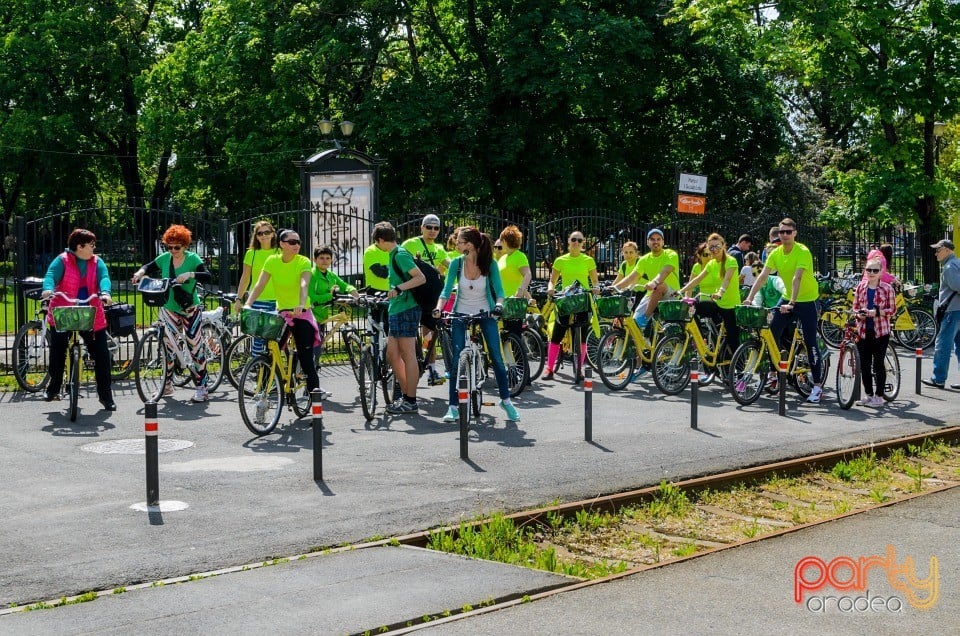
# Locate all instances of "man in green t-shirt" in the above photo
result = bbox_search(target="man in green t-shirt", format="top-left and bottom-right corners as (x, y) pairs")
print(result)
(400, 214), (449, 385)
(363, 242), (390, 292)
(611, 228), (680, 329)
(374, 221), (426, 414)
(745, 217), (825, 403)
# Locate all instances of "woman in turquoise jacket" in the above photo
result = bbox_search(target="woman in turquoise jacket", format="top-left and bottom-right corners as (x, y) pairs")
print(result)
(433, 227), (520, 423)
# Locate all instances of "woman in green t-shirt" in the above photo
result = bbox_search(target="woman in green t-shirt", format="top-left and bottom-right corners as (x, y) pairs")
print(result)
(245, 229), (321, 394)
(680, 233), (741, 360)
(544, 230), (599, 383)
(131, 224), (214, 403)
(235, 219), (281, 356)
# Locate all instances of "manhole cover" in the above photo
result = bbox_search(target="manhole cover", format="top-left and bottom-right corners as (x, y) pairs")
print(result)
(82, 438), (194, 454)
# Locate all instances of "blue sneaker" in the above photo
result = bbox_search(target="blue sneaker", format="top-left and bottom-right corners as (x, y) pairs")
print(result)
(630, 366), (648, 383)
(442, 406), (459, 422)
(634, 314), (649, 329)
(499, 400), (521, 422)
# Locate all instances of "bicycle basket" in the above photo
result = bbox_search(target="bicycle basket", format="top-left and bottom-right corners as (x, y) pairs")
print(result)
(105, 303), (136, 336)
(902, 285), (919, 299)
(138, 277), (170, 307)
(52, 306), (95, 331)
(657, 299), (692, 323)
(240, 308), (286, 341)
(735, 305), (769, 329)
(556, 292), (590, 317)
(501, 297), (529, 321)
(596, 295), (631, 318)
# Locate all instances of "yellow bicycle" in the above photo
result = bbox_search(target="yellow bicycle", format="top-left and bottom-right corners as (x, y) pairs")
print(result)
(237, 308), (311, 436)
(649, 298), (729, 395)
(595, 293), (672, 391)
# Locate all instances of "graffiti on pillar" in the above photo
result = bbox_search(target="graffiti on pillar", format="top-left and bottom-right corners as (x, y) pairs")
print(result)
(309, 173), (373, 276)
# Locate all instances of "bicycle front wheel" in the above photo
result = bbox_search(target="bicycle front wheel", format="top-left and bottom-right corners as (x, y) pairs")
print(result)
(239, 356), (283, 436)
(520, 328), (545, 382)
(12, 320), (52, 392)
(652, 333), (690, 395)
(729, 338), (768, 406)
(107, 330), (139, 380)
(882, 344), (901, 402)
(501, 332), (529, 398)
(289, 354), (311, 418)
(135, 330), (168, 403)
(68, 344), (80, 422)
(199, 324), (226, 392)
(359, 347), (378, 421)
(894, 309), (937, 350)
(596, 328), (635, 391)
(835, 343), (860, 410)
(225, 334), (253, 390)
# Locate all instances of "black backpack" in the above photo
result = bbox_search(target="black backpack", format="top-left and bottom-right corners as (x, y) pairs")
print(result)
(391, 242), (444, 311)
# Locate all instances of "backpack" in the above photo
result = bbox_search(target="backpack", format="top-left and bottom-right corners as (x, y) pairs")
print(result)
(391, 243), (444, 311)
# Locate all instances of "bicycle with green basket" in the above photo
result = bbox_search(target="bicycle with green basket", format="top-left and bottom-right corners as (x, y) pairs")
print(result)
(236, 308), (312, 435)
(45, 292), (105, 421)
(595, 291), (672, 391)
(649, 297), (729, 395)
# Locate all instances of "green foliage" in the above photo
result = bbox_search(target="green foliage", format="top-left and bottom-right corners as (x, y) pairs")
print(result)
(831, 461), (854, 482)
(648, 480), (691, 518)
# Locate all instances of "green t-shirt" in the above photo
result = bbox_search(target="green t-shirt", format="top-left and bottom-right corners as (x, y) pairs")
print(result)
(765, 243), (818, 303)
(689, 261), (720, 296)
(633, 249), (681, 289)
(387, 246), (420, 315)
(498, 249), (530, 297)
(705, 255), (741, 309)
(363, 243), (390, 291)
(401, 236), (447, 272)
(262, 254), (312, 309)
(309, 266), (356, 322)
(243, 247), (279, 301)
(617, 258), (642, 291)
(552, 253), (597, 289)
(152, 251), (203, 313)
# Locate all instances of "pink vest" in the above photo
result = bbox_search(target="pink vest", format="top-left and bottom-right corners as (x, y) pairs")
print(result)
(48, 252), (107, 331)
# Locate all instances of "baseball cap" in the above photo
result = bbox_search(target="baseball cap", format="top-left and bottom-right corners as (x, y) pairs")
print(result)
(646, 228), (664, 239)
(422, 214), (441, 227)
(931, 239), (954, 250)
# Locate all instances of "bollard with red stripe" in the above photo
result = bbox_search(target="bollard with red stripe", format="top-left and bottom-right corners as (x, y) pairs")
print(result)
(311, 389), (323, 481)
(915, 348), (923, 395)
(144, 400), (159, 507)
(458, 375), (469, 459)
(778, 351), (788, 416)
(690, 359), (699, 429)
(584, 367), (593, 442)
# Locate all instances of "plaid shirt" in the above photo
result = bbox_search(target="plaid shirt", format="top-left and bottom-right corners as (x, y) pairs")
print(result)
(852, 280), (896, 338)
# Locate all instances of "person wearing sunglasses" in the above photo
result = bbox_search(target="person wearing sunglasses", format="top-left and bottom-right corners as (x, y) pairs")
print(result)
(544, 230), (599, 383)
(41, 228), (116, 411)
(851, 257), (897, 407)
(680, 233), (741, 362)
(745, 217), (826, 403)
(244, 229), (321, 396)
(132, 224), (213, 403)
(235, 219), (280, 356)
(687, 242), (720, 298)
(400, 214), (450, 386)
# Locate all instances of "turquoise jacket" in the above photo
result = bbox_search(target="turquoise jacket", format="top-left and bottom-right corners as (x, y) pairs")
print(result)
(440, 255), (505, 312)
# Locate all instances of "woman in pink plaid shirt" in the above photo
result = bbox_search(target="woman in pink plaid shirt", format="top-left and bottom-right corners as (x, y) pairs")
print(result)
(851, 255), (897, 407)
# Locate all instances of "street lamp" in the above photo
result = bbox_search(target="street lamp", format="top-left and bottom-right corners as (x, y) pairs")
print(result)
(317, 119), (355, 150)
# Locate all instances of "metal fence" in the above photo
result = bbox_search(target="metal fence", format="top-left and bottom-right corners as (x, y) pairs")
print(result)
(0, 200), (934, 378)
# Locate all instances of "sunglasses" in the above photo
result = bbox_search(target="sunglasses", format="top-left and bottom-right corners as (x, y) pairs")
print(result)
(778, 229), (794, 235)
(424, 225), (440, 231)
(569, 237), (584, 243)
(256, 230), (274, 236)
(166, 245), (184, 251)
(865, 268), (881, 273)
(282, 239), (301, 245)
(493, 244), (503, 250)
(707, 245), (722, 252)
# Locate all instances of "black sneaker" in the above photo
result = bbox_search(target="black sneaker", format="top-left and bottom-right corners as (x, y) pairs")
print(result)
(386, 398), (418, 414)
(99, 400), (117, 412)
(427, 368), (444, 386)
(44, 392), (61, 402)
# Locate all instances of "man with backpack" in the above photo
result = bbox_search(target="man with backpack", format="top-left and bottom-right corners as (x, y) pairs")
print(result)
(373, 221), (426, 414)
(401, 214), (449, 385)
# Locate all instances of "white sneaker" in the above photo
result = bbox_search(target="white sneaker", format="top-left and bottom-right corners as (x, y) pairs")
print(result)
(442, 406), (459, 422)
(870, 395), (885, 407)
(857, 396), (874, 407)
(190, 385), (209, 403)
(807, 385), (823, 403)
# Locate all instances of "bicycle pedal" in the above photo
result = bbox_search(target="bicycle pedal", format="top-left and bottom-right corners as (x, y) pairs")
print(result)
(481, 401), (495, 407)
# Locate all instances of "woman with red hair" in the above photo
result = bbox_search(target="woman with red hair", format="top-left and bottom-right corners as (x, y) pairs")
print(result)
(131, 224), (213, 402)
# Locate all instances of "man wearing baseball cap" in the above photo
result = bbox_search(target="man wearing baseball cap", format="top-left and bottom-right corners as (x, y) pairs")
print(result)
(401, 214), (450, 385)
(611, 228), (680, 331)
(923, 239), (960, 389)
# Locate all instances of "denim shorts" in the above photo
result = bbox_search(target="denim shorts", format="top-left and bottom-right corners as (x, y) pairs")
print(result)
(389, 307), (421, 338)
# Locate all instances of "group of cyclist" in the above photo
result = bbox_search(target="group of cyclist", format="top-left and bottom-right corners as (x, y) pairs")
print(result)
(38, 214), (933, 418)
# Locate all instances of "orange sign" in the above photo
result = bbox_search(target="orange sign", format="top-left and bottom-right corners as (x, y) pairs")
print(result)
(677, 194), (706, 215)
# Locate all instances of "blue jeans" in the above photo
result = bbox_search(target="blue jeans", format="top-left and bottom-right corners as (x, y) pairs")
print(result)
(448, 317), (510, 406)
(769, 299), (823, 385)
(932, 310), (960, 384)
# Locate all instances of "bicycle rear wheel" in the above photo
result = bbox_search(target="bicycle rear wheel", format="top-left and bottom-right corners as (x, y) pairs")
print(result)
(199, 324), (225, 392)
(789, 337), (815, 398)
(225, 334), (253, 390)
(596, 328), (635, 391)
(238, 356), (283, 436)
(359, 347), (378, 421)
(882, 343), (900, 401)
(893, 309), (937, 350)
(520, 328), (545, 382)
(68, 344), (80, 422)
(289, 353), (311, 418)
(12, 320), (52, 392)
(135, 330), (168, 403)
(729, 338), (767, 406)
(107, 330), (139, 380)
(652, 333), (690, 395)
(501, 332), (529, 398)
(835, 343), (860, 410)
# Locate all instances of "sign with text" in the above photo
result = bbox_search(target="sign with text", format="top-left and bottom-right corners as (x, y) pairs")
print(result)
(678, 172), (708, 194)
(309, 172), (372, 275)
(677, 194), (706, 215)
